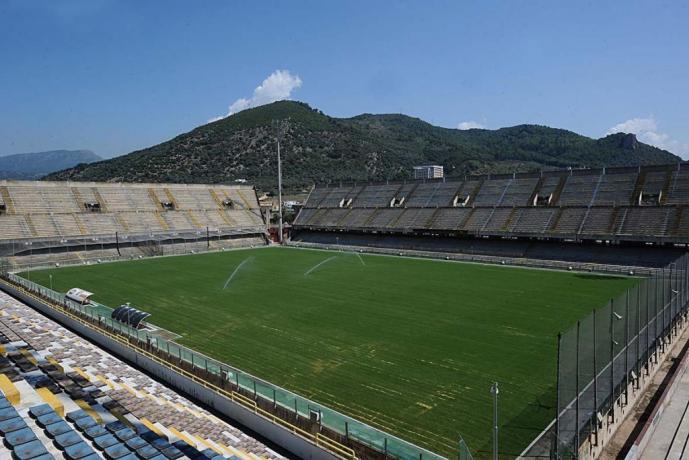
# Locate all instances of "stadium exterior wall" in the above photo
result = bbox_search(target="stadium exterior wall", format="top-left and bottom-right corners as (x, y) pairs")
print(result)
(0, 280), (343, 460)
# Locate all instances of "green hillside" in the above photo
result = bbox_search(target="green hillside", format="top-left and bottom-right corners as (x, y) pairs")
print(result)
(46, 101), (679, 191)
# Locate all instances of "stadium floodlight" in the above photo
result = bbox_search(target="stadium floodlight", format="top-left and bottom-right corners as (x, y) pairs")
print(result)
(273, 118), (289, 243)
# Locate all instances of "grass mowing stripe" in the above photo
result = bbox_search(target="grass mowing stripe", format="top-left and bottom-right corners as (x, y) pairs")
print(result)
(20, 247), (636, 457)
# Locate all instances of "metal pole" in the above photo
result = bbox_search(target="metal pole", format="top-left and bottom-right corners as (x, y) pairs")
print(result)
(555, 333), (561, 459)
(575, 322), (580, 455)
(491, 382), (499, 460)
(625, 290), (629, 404)
(276, 121), (284, 244)
(593, 309), (598, 432)
(609, 300), (615, 423)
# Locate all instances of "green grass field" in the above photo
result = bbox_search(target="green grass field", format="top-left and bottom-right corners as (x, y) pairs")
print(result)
(20, 247), (636, 458)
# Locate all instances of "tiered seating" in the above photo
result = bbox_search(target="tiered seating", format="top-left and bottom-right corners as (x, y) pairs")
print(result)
(424, 182), (462, 207)
(463, 208), (493, 232)
(500, 178), (539, 206)
(353, 184), (401, 208)
(509, 208), (556, 234)
(550, 208), (585, 234)
(579, 207), (616, 235)
(481, 208), (514, 232)
(394, 208), (436, 229)
(557, 173), (602, 206)
(616, 207), (674, 236)
(403, 183), (441, 207)
(667, 169), (689, 204)
(472, 179), (511, 206)
(0, 181), (265, 243)
(0, 291), (284, 460)
(592, 172), (637, 205)
(368, 209), (404, 227)
(428, 208), (470, 230)
(338, 209), (376, 228)
(317, 186), (355, 208)
(295, 163), (689, 242)
(0, 216), (33, 239)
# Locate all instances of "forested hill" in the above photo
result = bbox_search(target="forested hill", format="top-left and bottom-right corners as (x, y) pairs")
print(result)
(46, 101), (680, 191)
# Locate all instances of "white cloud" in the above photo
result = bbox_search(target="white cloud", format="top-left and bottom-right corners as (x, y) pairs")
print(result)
(209, 70), (302, 122)
(607, 116), (689, 159)
(457, 121), (486, 130)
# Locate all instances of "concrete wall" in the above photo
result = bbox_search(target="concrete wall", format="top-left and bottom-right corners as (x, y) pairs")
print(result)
(0, 282), (341, 460)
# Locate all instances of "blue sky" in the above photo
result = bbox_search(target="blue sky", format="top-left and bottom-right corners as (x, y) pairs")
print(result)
(1, 0), (687, 159)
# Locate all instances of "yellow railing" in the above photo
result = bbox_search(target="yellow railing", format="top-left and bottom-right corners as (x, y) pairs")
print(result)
(3, 280), (357, 460)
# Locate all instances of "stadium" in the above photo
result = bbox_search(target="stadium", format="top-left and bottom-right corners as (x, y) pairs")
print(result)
(0, 161), (687, 460)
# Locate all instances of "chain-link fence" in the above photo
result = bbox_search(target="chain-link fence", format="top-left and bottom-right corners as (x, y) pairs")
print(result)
(554, 252), (689, 458)
(2, 272), (450, 460)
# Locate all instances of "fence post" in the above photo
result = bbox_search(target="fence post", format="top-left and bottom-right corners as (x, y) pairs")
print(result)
(555, 332), (561, 459)
(592, 308), (598, 443)
(637, 287), (641, 386)
(609, 300), (615, 423)
(625, 290), (629, 404)
(574, 321), (581, 458)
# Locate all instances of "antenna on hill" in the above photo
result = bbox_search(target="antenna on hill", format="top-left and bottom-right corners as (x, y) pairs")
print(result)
(273, 118), (290, 243)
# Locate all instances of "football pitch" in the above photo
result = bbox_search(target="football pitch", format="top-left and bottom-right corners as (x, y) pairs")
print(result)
(20, 247), (636, 458)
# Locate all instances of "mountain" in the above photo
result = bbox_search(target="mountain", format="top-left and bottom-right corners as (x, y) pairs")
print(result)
(45, 101), (680, 191)
(1, 150), (101, 180)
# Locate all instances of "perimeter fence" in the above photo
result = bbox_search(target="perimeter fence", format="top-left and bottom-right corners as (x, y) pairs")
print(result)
(2, 271), (454, 460)
(554, 252), (689, 458)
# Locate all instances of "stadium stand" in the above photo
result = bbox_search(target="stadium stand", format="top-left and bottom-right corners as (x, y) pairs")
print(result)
(0, 181), (267, 269)
(294, 163), (689, 244)
(0, 290), (283, 460)
(293, 163), (689, 268)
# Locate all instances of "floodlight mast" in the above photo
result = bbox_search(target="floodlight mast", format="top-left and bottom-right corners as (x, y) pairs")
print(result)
(274, 119), (289, 243)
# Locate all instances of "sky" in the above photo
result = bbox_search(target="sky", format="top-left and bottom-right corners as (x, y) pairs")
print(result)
(1, 0), (687, 159)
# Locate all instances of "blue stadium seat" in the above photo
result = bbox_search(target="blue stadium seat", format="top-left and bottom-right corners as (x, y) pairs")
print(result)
(74, 416), (98, 431)
(12, 439), (50, 460)
(28, 404), (54, 419)
(114, 427), (137, 442)
(0, 406), (19, 421)
(4, 426), (38, 447)
(65, 410), (89, 423)
(31, 454), (56, 460)
(63, 441), (97, 459)
(54, 430), (83, 449)
(103, 443), (131, 459)
(137, 444), (161, 459)
(0, 416), (27, 434)
(125, 435), (148, 450)
(159, 445), (185, 459)
(45, 421), (73, 438)
(0, 397), (11, 409)
(92, 433), (120, 450)
(105, 420), (128, 433)
(83, 424), (109, 440)
(36, 412), (62, 428)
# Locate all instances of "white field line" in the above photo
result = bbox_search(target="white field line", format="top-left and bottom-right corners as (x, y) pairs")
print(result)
(304, 256), (338, 276)
(355, 252), (366, 266)
(222, 257), (252, 289)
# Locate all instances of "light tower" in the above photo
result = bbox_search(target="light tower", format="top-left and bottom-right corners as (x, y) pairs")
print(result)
(273, 119), (289, 243)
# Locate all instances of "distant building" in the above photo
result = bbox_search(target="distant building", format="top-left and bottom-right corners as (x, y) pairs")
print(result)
(413, 165), (444, 180)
